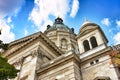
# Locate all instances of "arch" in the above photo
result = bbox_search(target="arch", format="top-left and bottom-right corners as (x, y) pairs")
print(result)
(61, 38), (67, 49)
(83, 40), (90, 52)
(94, 76), (111, 80)
(90, 36), (98, 48)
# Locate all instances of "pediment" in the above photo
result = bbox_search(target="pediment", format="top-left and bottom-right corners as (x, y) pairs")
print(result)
(4, 32), (63, 60)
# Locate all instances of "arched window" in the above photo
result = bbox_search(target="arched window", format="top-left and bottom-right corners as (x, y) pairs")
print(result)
(90, 36), (98, 48)
(83, 40), (90, 52)
(61, 38), (67, 49)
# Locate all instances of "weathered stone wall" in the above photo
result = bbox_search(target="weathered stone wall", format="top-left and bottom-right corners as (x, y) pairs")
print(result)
(38, 62), (80, 80)
(18, 56), (37, 80)
(81, 55), (118, 80)
(45, 29), (78, 54)
(5, 38), (59, 80)
(38, 53), (81, 80)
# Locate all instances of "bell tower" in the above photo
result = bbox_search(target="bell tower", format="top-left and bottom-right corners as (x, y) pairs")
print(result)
(76, 20), (108, 59)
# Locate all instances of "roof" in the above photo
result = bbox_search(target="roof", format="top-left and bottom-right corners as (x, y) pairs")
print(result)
(4, 31), (64, 57)
(77, 19), (108, 43)
(45, 17), (74, 33)
(79, 20), (98, 34)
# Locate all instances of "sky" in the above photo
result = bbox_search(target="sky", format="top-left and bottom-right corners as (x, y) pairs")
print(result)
(0, 0), (120, 46)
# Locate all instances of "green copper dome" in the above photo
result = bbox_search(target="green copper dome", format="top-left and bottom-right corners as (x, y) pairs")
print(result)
(46, 17), (74, 33)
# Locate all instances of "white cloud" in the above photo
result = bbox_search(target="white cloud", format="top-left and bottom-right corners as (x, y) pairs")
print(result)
(0, 19), (15, 43)
(101, 18), (111, 26)
(113, 32), (120, 44)
(7, 17), (12, 23)
(29, 0), (79, 32)
(24, 29), (28, 36)
(0, 0), (24, 43)
(70, 0), (79, 18)
(116, 20), (120, 27)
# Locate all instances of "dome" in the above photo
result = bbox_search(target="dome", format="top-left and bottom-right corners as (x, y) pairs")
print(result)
(81, 20), (92, 26)
(45, 17), (74, 33)
(79, 19), (99, 34)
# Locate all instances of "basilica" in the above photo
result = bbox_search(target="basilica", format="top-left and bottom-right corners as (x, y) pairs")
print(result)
(3, 17), (120, 80)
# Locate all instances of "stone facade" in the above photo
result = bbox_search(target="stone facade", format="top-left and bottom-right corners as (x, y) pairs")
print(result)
(2, 18), (120, 80)
(81, 47), (118, 80)
(37, 53), (81, 80)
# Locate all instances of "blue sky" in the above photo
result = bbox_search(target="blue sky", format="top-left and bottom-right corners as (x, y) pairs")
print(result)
(0, 0), (120, 46)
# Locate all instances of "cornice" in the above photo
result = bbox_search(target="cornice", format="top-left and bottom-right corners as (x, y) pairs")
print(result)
(37, 52), (80, 75)
(9, 31), (41, 47)
(4, 34), (39, 57)
(80, 46), (112, 63)
(40, 32), (64, 55)
(4, 32), (63, 57)
(76, 27), (97, 39)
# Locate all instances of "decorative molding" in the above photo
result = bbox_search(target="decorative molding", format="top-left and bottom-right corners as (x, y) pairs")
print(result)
(4, 32), (63, 57)
(13, 57), (25, 68)
(37, 52), (80, 75)
(31, 50), (39, 58)
(9, 32), (41, 47)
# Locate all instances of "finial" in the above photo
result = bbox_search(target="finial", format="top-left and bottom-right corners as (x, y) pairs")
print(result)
(57, 12), (61, 18)
(58, 15), (60, 18)
(55, 16), (63, 24)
